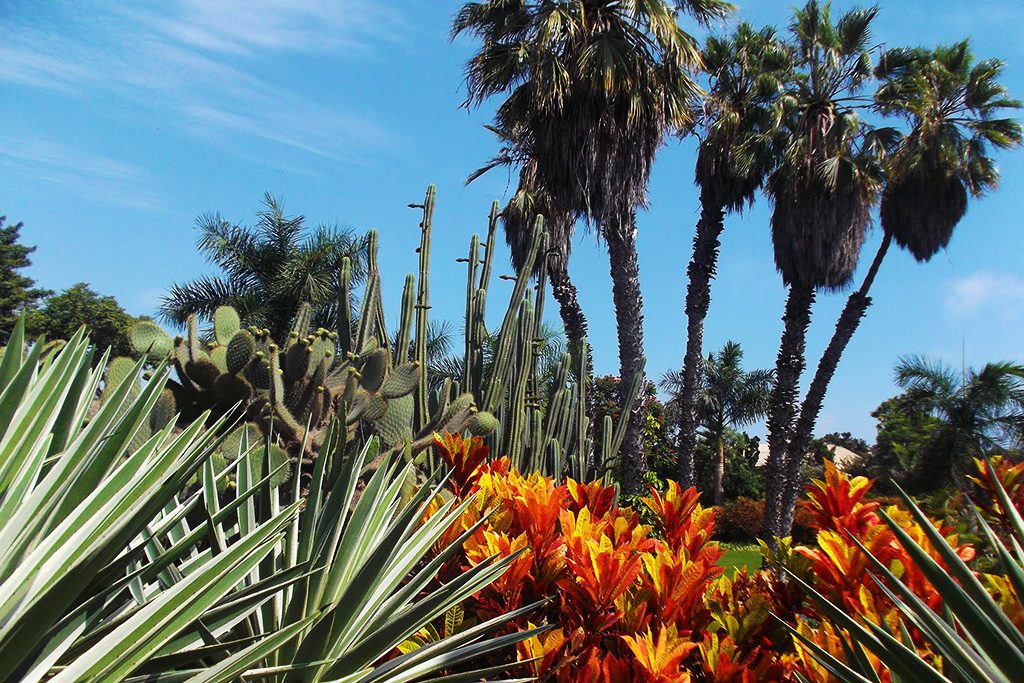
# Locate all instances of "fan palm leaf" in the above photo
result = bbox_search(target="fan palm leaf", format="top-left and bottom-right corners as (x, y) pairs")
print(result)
(877, 40), (1022, 261)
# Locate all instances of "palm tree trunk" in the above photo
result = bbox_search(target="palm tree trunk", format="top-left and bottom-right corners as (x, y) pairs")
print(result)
(762, 283), (816, 543)
(714, 435), (726, 506)
(777, 233), (893, 535)
(605, 212), (648, 495)
(677, 193), (726, 489)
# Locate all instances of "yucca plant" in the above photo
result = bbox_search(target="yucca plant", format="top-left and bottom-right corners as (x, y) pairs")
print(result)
(0, 316), (542, 682)
(783, 458), (1024, 683)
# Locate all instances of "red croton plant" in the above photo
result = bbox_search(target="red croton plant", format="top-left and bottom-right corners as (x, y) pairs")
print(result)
(411, 432), (1023, 682)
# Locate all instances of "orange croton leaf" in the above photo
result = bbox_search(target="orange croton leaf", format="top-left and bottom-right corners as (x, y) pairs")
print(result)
(433, 431), (490, 497)
(464, 529), (533, 618)
(791, 618), (893, 683)
(801, 460), (880, 536)
(699, 632), (790, 683)
(558, 508), (650, 633)
(641, 548), (721, 630)
(570, 648), (635, 683)
(566, 478), (617, 518)
(969, 456), (1024, 542)
(623, 626), (696, 682)
(517, 623), (568, 676)
(642, 481), (716, 557)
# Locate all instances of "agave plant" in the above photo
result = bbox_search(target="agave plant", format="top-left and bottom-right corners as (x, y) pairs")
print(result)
(0, 317), (542, 682)
(783, 458), (1024, 683)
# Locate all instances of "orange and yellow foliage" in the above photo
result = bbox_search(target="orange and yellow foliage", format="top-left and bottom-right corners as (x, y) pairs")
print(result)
(419, 434), (1019, 681)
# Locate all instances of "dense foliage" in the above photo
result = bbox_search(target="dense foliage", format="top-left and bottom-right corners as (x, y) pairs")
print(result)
(0, 319), (536, 681)
(415, 432), (1024, 681)
(26, 282), (138, 357)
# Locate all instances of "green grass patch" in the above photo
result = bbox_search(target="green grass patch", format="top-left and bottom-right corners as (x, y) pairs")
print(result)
(718, 543), (761, 578)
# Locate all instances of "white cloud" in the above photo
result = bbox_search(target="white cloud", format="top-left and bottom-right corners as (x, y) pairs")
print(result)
(133, 0), (406, 56)
(946, 271), (1024, 319)
(0, 1), (402, 164)
(0, 137), (161, 209)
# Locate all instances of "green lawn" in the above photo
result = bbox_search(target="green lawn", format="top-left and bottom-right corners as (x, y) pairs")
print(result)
(717, 543), (761, 578)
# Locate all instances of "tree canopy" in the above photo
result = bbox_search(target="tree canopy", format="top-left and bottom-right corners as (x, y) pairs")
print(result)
(26, 283), (138, 357)
(0, 217), (51, 344)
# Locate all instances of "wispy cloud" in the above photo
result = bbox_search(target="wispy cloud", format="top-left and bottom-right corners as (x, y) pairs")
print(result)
(130, 0), (406, 56)
(0, 137), (161, 209)
(0, 1), (403, 165)
(946, 271), (1024, 320)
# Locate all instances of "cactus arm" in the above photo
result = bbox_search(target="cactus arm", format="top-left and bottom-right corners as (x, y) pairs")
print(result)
(412, 185), (434, 432)
(478, 200), (499, 293)
(504, 295), (533, 467)
(362, 230), (389, 358)
(463, 234), (480, 391)
(336, 257), (353, 357)
(395, 274), (414, 366)
(483, 219), (542, 412)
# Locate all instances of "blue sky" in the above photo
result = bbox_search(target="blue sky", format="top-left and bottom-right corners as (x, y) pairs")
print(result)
(3, 0), (1023, 441)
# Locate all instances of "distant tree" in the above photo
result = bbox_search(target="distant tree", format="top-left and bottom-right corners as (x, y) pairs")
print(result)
(27, 283), (137, 357)
(818, 431), (870, 454)
(161, 195), (368, 341)
(592, 375), (673, 487)
(860, 394), (943, 492)
(692, 428), (764, 502)
(895, 355), (1024, 489)
(663, 341), (773, 505)
(0, 217), (51, 344)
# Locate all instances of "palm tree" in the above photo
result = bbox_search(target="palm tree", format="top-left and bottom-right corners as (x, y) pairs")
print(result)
(454, 0), (734, 494)
(161, 194), (368, 341)
(663, 341), (772, 505)
(761, 1), (883, 541)
(675, 23), (791, 488)
(780, 40), (1021, 527)
(894, 355), (1024, 487)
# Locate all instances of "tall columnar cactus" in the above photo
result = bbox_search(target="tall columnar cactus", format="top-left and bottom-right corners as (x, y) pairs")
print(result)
(448, 202), (638, 484)
(412, 185), (434, 432)
(124, 185), (639, 486)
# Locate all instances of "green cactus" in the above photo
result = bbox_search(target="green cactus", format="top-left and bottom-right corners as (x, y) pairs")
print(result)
(359, 348), (387, 392)
(380, 361), (419, 398)
(209, 345), (228, 373)
(226, 329), (256, 373)
(150, 388), (177, 432)
(119, 185), (639, 485)
(373, 393), (414, 448)
(129, 320), (173, 360)
(216, 422), (292, 488)
(105, 356), (138, 396)
(213, 305), (241, 346)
